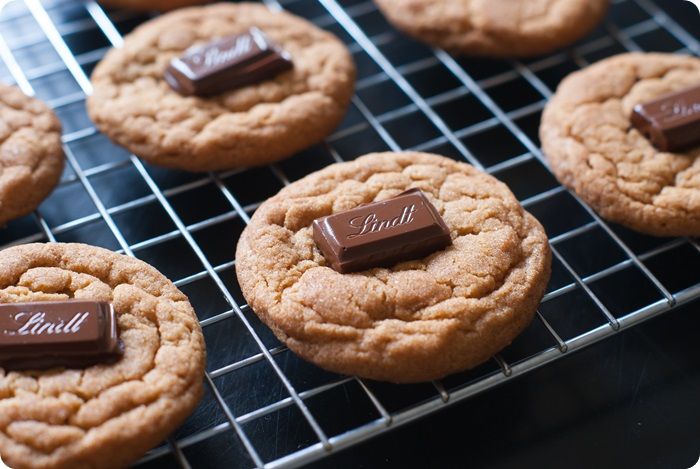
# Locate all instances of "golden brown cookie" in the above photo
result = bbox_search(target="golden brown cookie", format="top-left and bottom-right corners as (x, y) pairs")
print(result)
(99, 0), (209, 11)
(88, 3), (356, 172)
(375, 0), (609, 58)
(0, 85), (63, 226)
(235, 152), (551, 383)
(541, 53), (700, 237)
(0, 243), (206, 469)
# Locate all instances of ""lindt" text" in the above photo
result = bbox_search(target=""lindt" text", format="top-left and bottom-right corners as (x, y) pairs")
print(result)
(3, 312), (90, 336)
(193, 36), (254, 68)
(347, 205), (417, 239)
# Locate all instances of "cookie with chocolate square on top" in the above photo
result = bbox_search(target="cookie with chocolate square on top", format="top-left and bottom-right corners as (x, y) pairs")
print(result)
(0, 243), (205, 469)
(541, 52), (700, 236)
(88, 2), (356, 172)
(235, 152), (551, 383)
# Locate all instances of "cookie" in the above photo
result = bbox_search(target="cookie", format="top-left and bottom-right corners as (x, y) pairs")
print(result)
(0, 243), (206, 469)
(374, 0), (609, 58)
(541, 53), (700, 237)
(88, 3), (356, 172)
(235, 152), (551, 383)
(99, 0), (209, 11)
(0, 85), (63, 226)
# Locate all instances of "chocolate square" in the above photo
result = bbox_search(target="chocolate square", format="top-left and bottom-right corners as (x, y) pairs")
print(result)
(165, 27), (293, 96)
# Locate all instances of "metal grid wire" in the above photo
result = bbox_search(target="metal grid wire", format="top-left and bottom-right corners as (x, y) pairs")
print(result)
(0, 0), (698, 467)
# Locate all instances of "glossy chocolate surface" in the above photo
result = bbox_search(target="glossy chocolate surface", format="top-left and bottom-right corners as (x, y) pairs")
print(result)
(313, 188), (452, 273)
(631, 83), (700, 151)
(164, 27), (293, 96)
(0, 300), (122, 370)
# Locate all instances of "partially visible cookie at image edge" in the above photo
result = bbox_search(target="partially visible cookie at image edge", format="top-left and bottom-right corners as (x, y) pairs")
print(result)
(374, 0), (609, 58)
(88, 2), (356, 172)
(541, 52), (700, 237)
(0, 243), (206, 469)
(0, 84), (63, 226)
(236, 152), (552, 383)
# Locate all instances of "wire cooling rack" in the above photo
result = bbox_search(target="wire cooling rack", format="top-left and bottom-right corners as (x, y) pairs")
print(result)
(0, 0), (698, 467)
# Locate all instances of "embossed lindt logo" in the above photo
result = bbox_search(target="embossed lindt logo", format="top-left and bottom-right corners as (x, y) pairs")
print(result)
(2, 312), (90, 336)
(347, 204), (418, 239)
(660, 99), (700, 121)
(192, 35), (254, 68)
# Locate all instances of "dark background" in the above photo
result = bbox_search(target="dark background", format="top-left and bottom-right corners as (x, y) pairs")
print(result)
(313, 298), (700, 469)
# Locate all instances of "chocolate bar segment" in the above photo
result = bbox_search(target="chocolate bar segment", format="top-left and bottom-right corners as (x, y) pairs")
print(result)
(165, 27), (293, 97)
(631, 83), (700, 152)
(0, 300), (122, 371)
(313, 188), (452, 273)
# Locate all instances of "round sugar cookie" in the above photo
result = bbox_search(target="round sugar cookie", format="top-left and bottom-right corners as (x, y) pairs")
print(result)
(541, 52), (700, 236)
(0, 243), (206, 469)
(0, 84), (63, 226)
(88, 3), (356, 171)
(375, 0), (609, 57)
(236, 152), (552, 383)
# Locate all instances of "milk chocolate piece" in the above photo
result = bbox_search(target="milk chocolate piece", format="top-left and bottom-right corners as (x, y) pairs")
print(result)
(631, 83), (700, 151)
(165, 27), (293, 97)
(313, 188), (452, 273)
(0, 300), (122, 370)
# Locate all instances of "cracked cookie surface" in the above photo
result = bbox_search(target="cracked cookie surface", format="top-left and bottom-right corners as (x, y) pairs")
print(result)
(88, 2), (356, 172)
(375, 0), (609, 57)
(541, 53), (700, 237)
(235, 152), (551, 383)
(0, 85), (63, 226)
(0, 243), (205, 469)
(99, 0), (209, 11)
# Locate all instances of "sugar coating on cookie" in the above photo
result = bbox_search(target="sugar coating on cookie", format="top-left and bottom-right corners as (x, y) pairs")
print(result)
(0, 243), (205, 469)
(88, 3), (356, 172)
(375, 0), (609, 58)
(236, 152), (551, 383)
(0, 84), (63, 226)
(99, 0), (210, 11)
(541, 52), (700, 237)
